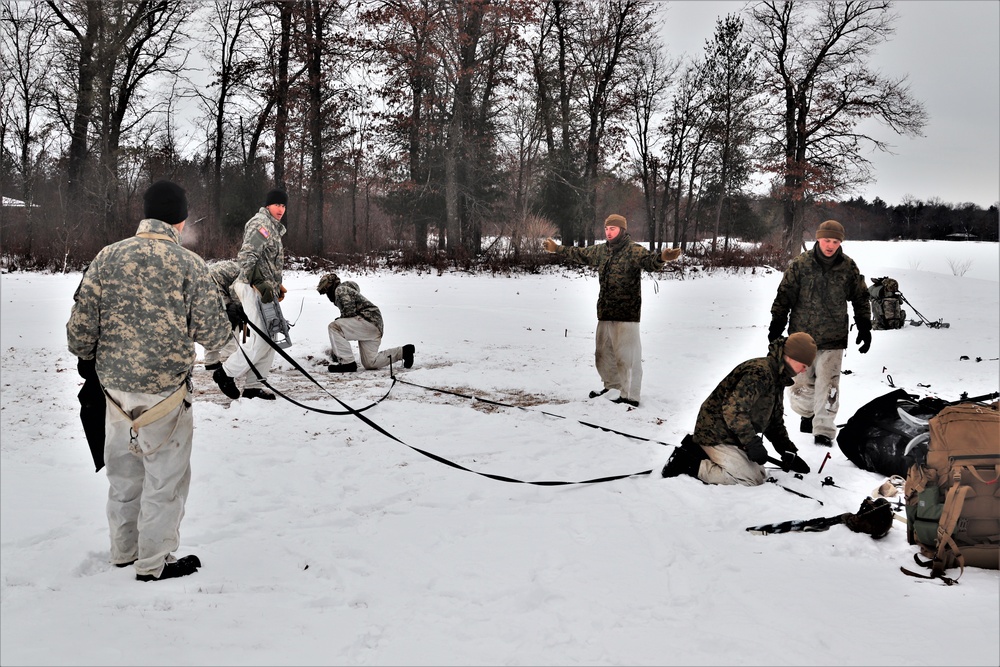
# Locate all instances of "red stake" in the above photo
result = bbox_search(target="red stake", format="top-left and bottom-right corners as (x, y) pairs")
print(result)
(817, 452), (832, 474)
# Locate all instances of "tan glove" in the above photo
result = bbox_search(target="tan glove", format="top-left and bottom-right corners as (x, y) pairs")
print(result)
(542, 238), (558, 253)
(661, 247), (682, 262)
(278, 284), (287, 302)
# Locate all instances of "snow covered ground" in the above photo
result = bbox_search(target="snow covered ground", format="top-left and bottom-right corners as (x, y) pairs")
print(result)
(1, 239), (997, 666)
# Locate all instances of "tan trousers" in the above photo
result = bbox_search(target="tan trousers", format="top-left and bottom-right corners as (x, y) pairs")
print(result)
(789, 348), (844, 439)
(696, 443), (768, 486)
(594, 321), (642, 402)
(104, 387), (193, 578)
(328, 316), (402, 369)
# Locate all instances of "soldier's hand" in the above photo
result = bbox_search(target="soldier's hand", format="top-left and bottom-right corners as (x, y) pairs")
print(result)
(258, 284), (274, 304)
(77, 357), (98, 381)
(768, 321), (785, 343)
(745, 435), (769, 465)
(278, 284), (287, 302)
(661, 247), (682, 262)
(856, 326), (872, 354)
(542, 238), (558, 253)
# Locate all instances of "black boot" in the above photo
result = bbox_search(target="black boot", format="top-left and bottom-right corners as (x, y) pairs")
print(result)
(328, 361), (358, 373)
(242, 387), (276, 400)
(136, 555), (201, 582)
(661, 437), (707, 479)
(213, 366), (240, 399)
(800, 416), (813, 434)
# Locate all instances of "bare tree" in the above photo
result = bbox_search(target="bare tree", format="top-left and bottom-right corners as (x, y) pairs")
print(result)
(750, 0), (928, 256)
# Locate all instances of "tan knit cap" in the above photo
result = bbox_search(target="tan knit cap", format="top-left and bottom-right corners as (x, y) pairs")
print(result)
(784, 332), (817, 366)
(816, 220), (845, 241)
(604, 214), (627, 231)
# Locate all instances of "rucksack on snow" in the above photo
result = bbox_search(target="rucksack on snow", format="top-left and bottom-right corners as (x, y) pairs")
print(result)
(869, 277), (906, 330)
(902, 401), (1000, 583)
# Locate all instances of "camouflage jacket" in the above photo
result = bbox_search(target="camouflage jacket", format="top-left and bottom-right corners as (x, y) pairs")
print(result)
(209, 259), (240, 307)
(554, 232), (664, 322)
(334, 281), (384, 335)
(236, 207), (286, 295)
(692, 337), (797, 452)
(770, 245), (871, 350)
(67, 219), (232, 394)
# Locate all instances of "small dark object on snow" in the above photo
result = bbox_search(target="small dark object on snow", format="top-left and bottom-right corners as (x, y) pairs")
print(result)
(843, 497), (894, 539)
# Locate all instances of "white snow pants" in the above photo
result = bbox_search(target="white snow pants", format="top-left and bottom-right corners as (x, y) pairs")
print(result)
(223, 281), (276, 389)
(594, 321), (642, 403)
(328, 316), (402, 369)
(789, 348), (844, 439)
(696, 443), (768, 487)
(104, 387), (193, 578)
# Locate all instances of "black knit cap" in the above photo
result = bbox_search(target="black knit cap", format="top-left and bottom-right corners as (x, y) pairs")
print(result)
(143, 180), (188, 225)
(265, 188), (288, 207)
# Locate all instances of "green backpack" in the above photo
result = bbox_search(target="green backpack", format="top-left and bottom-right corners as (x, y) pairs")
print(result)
(869, 277), (906, 330)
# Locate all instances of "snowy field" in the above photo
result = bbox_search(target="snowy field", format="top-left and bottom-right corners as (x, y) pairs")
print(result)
(1, 239), (998, 666)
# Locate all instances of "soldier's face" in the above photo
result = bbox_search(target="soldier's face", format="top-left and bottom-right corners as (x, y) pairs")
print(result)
(817, 237), (841, 257)
(785, 356), (809, 374)
(267, 203), (286, 221)
(605, 225), (621, 241)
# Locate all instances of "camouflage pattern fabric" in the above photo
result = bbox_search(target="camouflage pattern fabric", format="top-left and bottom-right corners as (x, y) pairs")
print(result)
(333, 281), (384, 336)
(236, 207), (286, 297)
(693, 337), (797, 453)
(208, 259), (241, 307)
(770, 245), (871, 350)
(67, 219), (232, 394)
(554, 232), (664, 322)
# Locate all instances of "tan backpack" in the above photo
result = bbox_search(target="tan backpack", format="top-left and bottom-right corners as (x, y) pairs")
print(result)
(903, 401), (1000, 584)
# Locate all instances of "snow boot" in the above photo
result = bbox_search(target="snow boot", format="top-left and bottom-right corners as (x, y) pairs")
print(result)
(661, 436), (707, 479)
(589, 388), (610, 399)
(613, 396), (639, 408)
(136, 555), (201, 582)
(800, 416), (813, 433)
(814, 434), (833, 447)
(213, 366), (240, 400)
(242, 388), (275, 400)
(328, 361), (358, 373)
(403, 344), (415, 369)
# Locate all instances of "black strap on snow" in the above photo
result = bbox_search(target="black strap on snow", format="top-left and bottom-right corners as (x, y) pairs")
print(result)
(235, 318), (651, 486)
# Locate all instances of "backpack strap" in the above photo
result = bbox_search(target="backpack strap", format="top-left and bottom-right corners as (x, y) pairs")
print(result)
(103, 383), (189, 456)
(931, 483), (970, 581)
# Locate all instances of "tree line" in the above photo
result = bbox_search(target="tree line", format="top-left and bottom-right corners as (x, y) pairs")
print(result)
(1, 0), (995, 272)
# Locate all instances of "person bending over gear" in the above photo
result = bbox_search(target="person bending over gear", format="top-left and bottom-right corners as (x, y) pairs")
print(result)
(213, 188), (289, 401)
(769, 220), (872, 447)
(542, 213), (682, 408)
(204, 259), (244, 371)
(661, 333), (816, 486)
(67, 180), (231, 582)
(317, 273), (414, 372)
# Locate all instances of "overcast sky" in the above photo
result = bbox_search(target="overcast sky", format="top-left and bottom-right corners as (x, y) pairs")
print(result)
(658, 0), (1000, 209)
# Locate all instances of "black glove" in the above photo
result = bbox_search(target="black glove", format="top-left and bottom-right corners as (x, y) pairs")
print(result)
(744, 435), (769, 465)
(768, 320), (785, 342)
(225, 303), (246, 329)
(856, 325), (872, 354)
(781, 450), (811, 474)
(77, 357), (98, 381)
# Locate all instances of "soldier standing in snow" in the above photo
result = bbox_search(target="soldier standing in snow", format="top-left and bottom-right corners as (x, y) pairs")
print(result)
(317, 273), (415, 372)
(661, 333), (816, 485)
(768, 220), (872, 447)
(203, 259), (244, 372)
(542, 213), (682, 408)
(213, 188), (289, 401)
(67, 180), (231, 581)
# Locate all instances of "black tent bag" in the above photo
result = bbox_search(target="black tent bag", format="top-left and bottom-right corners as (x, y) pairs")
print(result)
(78, 376), (106, 472)
(836, 389), (946, 477)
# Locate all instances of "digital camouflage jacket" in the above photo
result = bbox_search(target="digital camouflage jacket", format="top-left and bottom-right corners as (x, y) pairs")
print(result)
(236, 207), (286, 296)
(770, 245), (871, 350)
(334, 281), (384, 335)
(208, 259), (240, 307)
(554, 232), (664, 322)
(67, 219), (231, 394)
(692, 337), (797, 453)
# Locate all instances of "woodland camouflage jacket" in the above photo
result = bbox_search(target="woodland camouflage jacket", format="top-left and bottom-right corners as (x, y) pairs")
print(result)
(770, 245), (871, 350)
(554, 232), (664, 322)
(67, 219), (231, 394)
(692, 337), (797, 453)
(334, 281), (384, 335)
(236, 207), (286, 295)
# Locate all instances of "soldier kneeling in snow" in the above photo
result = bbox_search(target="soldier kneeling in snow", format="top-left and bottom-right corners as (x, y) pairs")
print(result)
(317, 273), (414, 373)
(662, 332), (815, 486)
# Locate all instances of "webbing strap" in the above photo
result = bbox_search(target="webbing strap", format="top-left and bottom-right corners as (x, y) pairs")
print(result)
(135, 232), (176, 242)
(932, 483), (970, 581)
(104, 383), (189, 456)
(237, 317), (652, 486)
